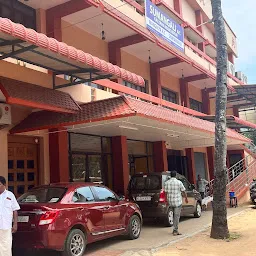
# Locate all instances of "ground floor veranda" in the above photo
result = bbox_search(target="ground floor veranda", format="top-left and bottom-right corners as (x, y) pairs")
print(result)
(0, 95), (249, 198)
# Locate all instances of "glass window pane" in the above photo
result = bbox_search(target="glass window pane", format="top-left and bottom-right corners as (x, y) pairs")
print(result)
(27, 160), (34, 169)
(102, 137), (111, 153)
(127, 140), (147, 155)
(93, 186), (116, 201)
(88, 155), (102, 183)
(17, 185), (25, 195)
(8, 160), (14, 169)
(17, 160), (24, 169)
(73, 187), (95, 203)
(28, 172), (35, 182)
(18, 187), (67, 203)
(8, 173), (14, 182)
(8, 186), (14, 193)
(17, 173), (25, 182)
(70, 134), (101, 153)
(71, 155), (86, 182)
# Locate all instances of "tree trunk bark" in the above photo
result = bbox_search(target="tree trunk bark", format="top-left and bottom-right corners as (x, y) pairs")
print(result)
(210, 0), (229, 239)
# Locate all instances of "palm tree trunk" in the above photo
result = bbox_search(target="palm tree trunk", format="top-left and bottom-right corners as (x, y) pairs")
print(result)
(210, 0), (229, 239)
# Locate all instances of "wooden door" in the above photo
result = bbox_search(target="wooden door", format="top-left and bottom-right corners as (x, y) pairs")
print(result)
(8, 142), (38, 197)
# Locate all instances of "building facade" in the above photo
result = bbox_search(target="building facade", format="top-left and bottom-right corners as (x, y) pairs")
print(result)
(0, 0), (254, 197)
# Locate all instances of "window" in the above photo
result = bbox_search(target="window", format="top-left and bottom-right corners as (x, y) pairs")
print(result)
(93, 186), (117, 201)
(162, 88), (177, 104)
(129, 175), (162, 191)
(189, 98), (203, 112)
(0, 0), (36, 30)
(18, 187), (67, 203)
(122, 80), (146, 93)
(73, 187), (95, 203)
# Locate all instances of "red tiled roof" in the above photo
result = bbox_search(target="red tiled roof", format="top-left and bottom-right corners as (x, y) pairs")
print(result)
(0, 77), (80, 113)
(10, 95), (250, 143)
(231, 116), (256, 130)
(0, 18), (144, 87)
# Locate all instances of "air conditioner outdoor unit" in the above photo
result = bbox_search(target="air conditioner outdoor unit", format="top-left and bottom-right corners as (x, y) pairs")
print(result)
(0, 104), (11, 125)
(242, 73), (248, 84)
(235, 71), (242, 80)
(227, 61), (235, 76)
(235, 71), (248, 84)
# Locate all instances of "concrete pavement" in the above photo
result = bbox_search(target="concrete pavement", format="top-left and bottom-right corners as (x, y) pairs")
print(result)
(15, 206), (247, 256)
(86, 206), (246, 255)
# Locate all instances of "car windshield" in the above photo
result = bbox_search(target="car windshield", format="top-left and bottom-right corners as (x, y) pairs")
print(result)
(129, 175), (162, 191)
(18, 187), (67, 203)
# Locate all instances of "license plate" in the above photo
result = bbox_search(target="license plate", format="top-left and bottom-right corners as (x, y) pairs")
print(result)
(18, 216), (29, 223)
(136, 196), (151, 201)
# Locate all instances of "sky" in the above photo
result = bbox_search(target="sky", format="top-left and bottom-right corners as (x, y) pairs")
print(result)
(222, 0), (256, 84)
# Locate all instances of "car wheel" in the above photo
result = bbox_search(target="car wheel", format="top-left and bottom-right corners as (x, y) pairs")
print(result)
(164, 208), (173, 227)
(62, 229), (86, 256)
(194, 202), (202, 218)
(127, 215), (142, 240)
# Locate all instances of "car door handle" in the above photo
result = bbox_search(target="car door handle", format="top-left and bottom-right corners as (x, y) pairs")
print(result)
(104, 206), (110, 210)
(78, 207), (83, 211)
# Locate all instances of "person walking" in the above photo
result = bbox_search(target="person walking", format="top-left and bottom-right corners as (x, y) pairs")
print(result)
(164, 171), (188, 236)
(197, 175), (209, 199)
(0, 176), (20, 256)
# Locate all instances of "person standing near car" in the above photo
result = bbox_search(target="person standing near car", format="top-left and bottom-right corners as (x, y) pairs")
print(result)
(164, 171), (188, 236)
(197, 175), (209, 199)
(0, 176), (20, 256)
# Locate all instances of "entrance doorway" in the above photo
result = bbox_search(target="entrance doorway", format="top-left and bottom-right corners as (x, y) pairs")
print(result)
(194, 152), (207, 180)
(71, 153), (111, 185)
(69, 133), (113, 188)
(167, 150), (188, 178)
(8, 136), (39, 197)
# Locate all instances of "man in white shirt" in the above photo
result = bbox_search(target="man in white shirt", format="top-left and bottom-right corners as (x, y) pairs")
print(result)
(164, 171), (188, 236)
(0, 176), (20, 256)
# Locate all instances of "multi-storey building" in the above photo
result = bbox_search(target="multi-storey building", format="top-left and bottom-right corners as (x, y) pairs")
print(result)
(0, 0), (255, 198)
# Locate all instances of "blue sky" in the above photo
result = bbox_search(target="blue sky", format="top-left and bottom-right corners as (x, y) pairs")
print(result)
(222, 0), (256, 83)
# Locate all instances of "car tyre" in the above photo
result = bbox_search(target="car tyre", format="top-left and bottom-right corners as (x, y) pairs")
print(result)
(164, 208), (174, 227)
(62, 229), (86, 256)
(194, 202), (202, 218)
(127, 215), (142, 240)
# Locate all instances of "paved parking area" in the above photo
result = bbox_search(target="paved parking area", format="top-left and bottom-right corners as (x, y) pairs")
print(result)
(14, 206), (246, 256)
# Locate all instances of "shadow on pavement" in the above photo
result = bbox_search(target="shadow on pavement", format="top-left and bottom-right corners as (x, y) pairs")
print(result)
(12, 217), (193, 256)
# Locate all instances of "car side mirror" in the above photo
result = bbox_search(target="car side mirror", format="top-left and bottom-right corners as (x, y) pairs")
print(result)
(118, 195), (125, 201)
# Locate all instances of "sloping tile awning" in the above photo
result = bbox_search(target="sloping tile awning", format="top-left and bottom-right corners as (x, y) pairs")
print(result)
(197, 115), (256, 130)
(0, 77), (80, 113)
(0, 18), (144, 87)
(10, 96), (249, 147)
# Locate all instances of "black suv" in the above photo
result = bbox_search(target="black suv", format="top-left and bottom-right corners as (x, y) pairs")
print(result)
(128, 172), (202, 226)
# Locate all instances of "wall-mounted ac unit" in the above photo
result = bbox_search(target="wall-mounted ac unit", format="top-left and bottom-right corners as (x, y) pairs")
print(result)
(0, 104), (11, 125)
(227, 61), (235, 76)
(235, 71), (248, 84)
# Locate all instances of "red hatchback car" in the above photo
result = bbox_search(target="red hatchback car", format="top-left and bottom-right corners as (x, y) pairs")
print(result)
(13, 183), (142, 256)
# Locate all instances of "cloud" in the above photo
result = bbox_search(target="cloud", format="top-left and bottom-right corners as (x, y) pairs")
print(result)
(222, 0), (256, 83)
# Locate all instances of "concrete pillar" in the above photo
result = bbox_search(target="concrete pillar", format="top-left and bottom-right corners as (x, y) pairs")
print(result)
(153, 141), (168, 172)
(150, 65), (161, 98)
(111, 136), (129, 195)
(180, 79), (190, 108)
(186, 148), (196, 184)
(207, 147), (215, 180)
(174, 0), (183, 16)
(49, 128), (69, 183)
(0, 130), (8, 182)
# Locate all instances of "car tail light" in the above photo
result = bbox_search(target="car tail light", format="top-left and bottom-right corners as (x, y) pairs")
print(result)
(39, 210), (60, 226)
(159, 189), (167, 203)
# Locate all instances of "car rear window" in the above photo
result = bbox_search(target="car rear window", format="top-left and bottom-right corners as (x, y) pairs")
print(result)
(129, 175), (162, 191)
(18, 187), (67, 203)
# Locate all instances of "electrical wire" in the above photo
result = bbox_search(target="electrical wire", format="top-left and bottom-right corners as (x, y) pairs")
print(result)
(46, 1), (132, 37)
